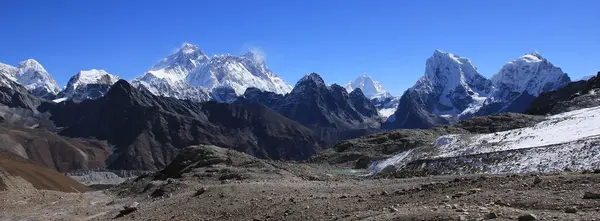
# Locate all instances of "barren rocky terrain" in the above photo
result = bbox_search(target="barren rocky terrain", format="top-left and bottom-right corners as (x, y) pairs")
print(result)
(2, 145), (600, 221)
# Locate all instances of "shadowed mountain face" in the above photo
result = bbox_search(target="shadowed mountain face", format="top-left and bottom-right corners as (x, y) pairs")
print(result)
(526, 72), (600, 115)
(238, 73), (381, 130)
(0, 73), (44, 111)
(40, 80), (320, 171)
(0, 123), (111, 173)
(1, 75), (112, 176)
(236, 73), (383, 147)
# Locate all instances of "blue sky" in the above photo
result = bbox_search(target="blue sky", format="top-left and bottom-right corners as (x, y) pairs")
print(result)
(1, 0), (598, 95)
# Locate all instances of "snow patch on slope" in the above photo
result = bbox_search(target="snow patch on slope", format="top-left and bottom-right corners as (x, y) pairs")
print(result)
(436, 106), (600, 158)
(378, 108), (396, 119)
(371, 106), (600, 174)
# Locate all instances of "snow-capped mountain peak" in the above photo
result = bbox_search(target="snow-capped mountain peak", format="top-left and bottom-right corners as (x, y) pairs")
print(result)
(424, 50), (481, 85)
(0, 62), (18, 81)
(132, 42), (292, 102)
(66, 69), (120, 91)
(180, 42), (201, 54)
(145, 43), (209, 81)
(410, 50), (492, 116)
(15, 59), (60, 98)
(19, 59), (47, 73)
(491, 51), (570, 98)
(344, 74), (392, 101)
(55, 69), (121, 102)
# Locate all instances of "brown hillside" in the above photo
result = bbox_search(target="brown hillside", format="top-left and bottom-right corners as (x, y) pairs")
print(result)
(0, 123), (111, 173)
(0, 151), (88, 192)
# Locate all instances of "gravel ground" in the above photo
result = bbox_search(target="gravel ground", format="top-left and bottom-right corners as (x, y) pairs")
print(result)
(2, 169), (600, 221)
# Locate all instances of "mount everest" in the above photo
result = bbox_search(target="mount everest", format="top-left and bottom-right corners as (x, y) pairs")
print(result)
(0, 45), (574, 132)
(131, 43), (292, 102)
(0, 43), (293, 104)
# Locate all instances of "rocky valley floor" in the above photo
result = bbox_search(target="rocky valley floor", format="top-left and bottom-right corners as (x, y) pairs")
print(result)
(2, 169), (600, 221)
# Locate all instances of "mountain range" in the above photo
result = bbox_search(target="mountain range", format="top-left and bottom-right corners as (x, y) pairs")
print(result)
(0, 45), (573, 133)
(383, 50), (570, 129)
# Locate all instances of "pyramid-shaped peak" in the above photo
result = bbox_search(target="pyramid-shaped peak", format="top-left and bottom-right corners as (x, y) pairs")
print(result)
(18, 59), (46, 72)
(179, 42), (202, 54)
(298, 73), (325, 86)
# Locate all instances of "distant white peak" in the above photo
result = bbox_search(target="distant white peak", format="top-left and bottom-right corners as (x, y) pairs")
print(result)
(69, 69), (120, 89)
(145, 43), (208, 82)
(180, 43), (201, 54)
(345, 74), (391, 100)
(18, 59), (47, 72)
(15, 58), (60, 95)
(0, 62), (18, 80)
(490, 51), (569, 97)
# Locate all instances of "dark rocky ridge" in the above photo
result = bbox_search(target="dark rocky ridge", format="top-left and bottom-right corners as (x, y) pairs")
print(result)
(526, 72), (600, 115)
(382, 89), (449, 129)
(40, 80), (321, 171)
(237, 73), (381, 130)
(0, 74), (45, 111)
(237, 73), (382, 147)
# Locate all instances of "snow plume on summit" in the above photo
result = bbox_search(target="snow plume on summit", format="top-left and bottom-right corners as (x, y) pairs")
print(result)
(132, 43), (292, 102)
